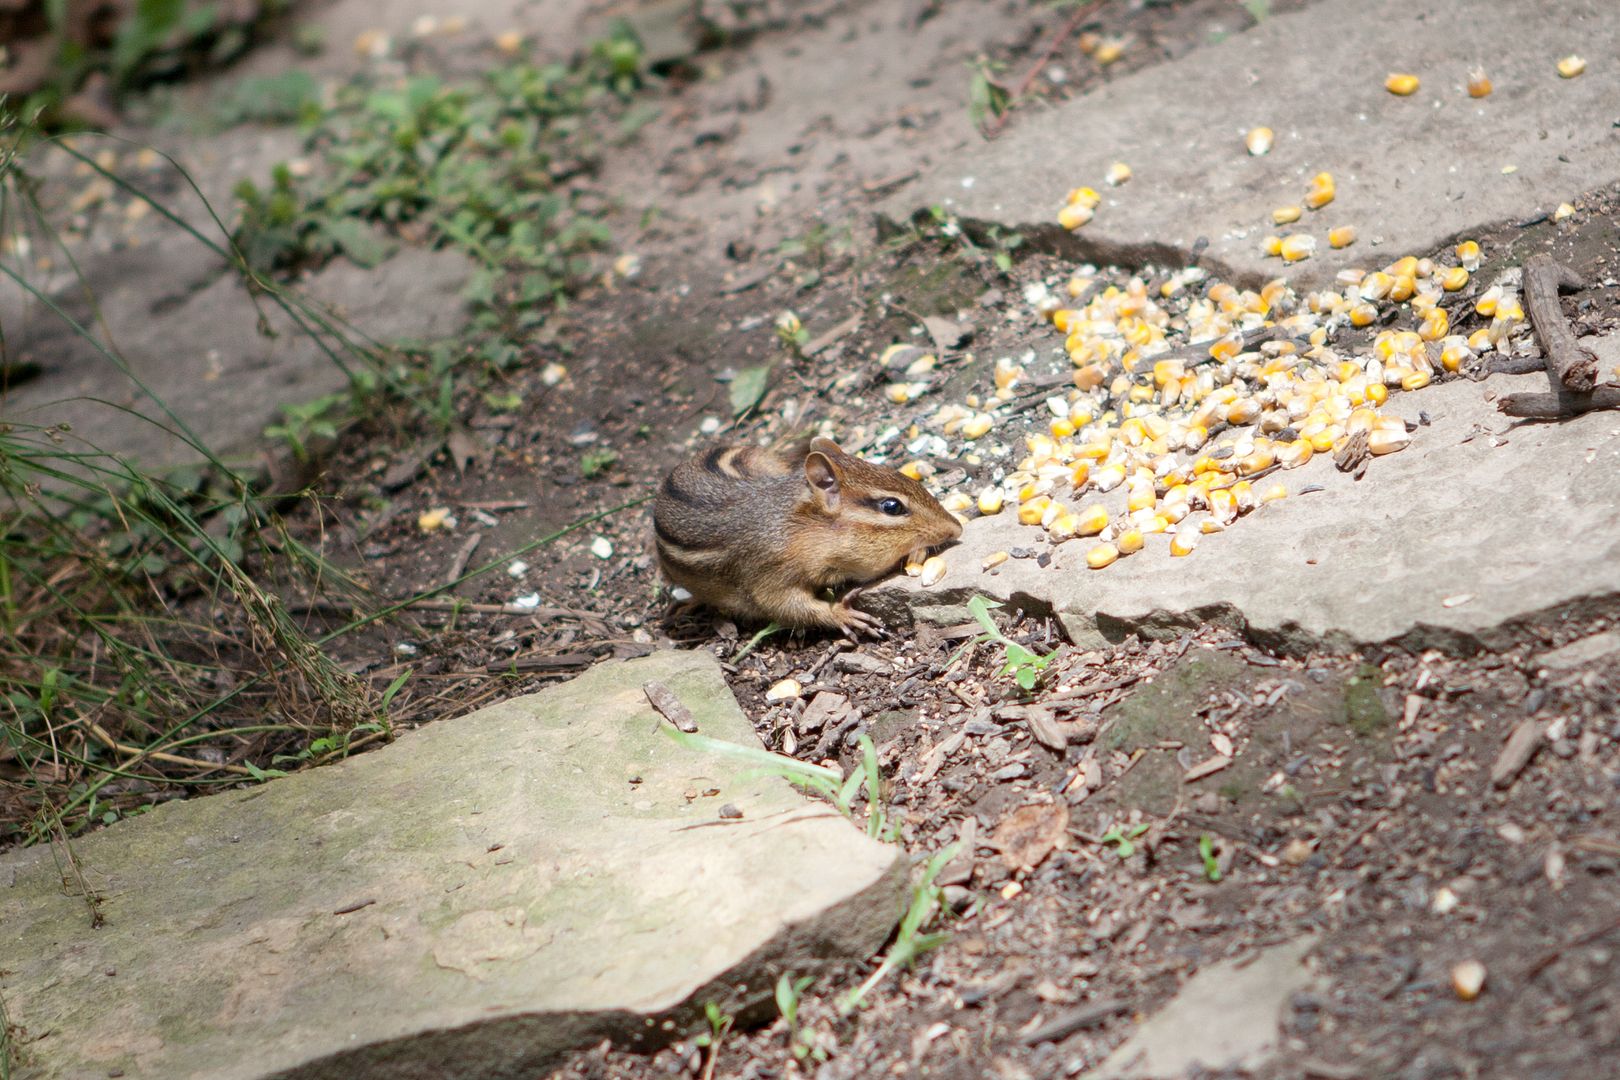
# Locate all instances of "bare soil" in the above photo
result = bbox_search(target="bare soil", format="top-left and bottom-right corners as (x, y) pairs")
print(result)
(67, 0), (1620, 1075)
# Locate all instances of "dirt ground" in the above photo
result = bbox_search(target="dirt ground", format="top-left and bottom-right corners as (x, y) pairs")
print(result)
(29, 0), (1620, 1075)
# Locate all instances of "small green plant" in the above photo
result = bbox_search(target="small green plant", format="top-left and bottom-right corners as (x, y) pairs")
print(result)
(1198, 833), (1222, 882)
(840, 843), (960, 1013)
(580, 448), (618, 479)
(662, 728), (894, 839)
(1100, 822), (1151, 859)
(774, 973), (825, 1063)
(264, 392), (347, 463)
(691, 1000), (733, 1080)
(959, 596), (1053, 690)
(967, 56), (1011, 132)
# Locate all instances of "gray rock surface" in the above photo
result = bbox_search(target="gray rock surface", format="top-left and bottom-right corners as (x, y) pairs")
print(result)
(886, 0), (1620, 287)
(881, 373), (1620, 653)
(0, 650), (905, 1080)
(1092, 938), (1318, 1079)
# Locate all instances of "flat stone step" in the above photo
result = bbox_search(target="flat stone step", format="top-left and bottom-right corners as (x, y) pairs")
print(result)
(0, 649), (905, 1079)
(880, 370), (1620, 653)
(885, 0), (1620, 287)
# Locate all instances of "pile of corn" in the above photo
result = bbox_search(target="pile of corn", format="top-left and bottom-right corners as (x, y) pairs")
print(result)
(909, 239), (1533, 571)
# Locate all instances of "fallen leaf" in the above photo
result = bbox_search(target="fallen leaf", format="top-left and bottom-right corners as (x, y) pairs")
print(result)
(729, 363), (772, 416)
(992, 801), (1070, 872)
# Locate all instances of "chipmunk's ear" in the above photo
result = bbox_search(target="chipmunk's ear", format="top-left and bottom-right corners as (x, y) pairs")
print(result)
(804, 446), (842, 512)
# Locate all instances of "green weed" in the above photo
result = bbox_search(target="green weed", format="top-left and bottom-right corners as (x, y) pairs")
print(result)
(1099, 822), (1150, 859)
(958, 595), (1053, 691)
(775, 973), (826, 1063)
(839, 842), (960, 1013)
(1198, 833), (1222, 882)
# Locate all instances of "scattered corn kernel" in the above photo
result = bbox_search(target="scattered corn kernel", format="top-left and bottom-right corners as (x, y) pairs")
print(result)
(982, 551), (1009, 572)
(1368, 427), (1412, 455)
(418, 507), (451, 532)
(1439, 266), (1469, 291)
(961, 413), (994, 440)
(919, 556), (948, 587)
(1452, 960), (1487, 1001)
(1058, 203), (1095, 230)
(1093, 38), (1124, 65)
(1273, 205), (1303, 225)
(1455, 240), (1481, 270)
(977, 488), (1005, 515)
(1328, 226), (1357, 249)
(1116, 530), (1144, 555)
(1304, 172), (1336, 209)
(1384, 72), (1420, 96)
(1554, 202), (1576, 222)
(1556, 55), (1585, 79)
(1280, 234), (1316, 262)
(1106, 161), (1132, 186)
(1086, 542), (1120, 569)
(1246, 126), (1274, 156)
(1467, 68), (1492, 97)
(1075, 504), (1110, 536)
(1349, 302), (1377, 327)
(1260, 482), (1287, 504)
(1170, 523), (1199, 556)
(1261, 235), (1284, 257)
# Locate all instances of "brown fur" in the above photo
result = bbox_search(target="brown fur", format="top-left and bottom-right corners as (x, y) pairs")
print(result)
(653, 437), (961, 634)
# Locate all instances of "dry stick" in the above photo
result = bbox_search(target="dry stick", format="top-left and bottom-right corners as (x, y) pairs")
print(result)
(643, 680), (698, 733)
(1522, 254), (1598, 392)
(981, 0), (1106, 138)
(1499, 386), (1620, 419)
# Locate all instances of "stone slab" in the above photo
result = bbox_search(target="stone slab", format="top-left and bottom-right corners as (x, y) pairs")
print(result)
(880, 372), (1620, 653)
(1092, 938), (1317, 1079)
(0, 650), (905, 1080)
(885, 0), (1620, 287)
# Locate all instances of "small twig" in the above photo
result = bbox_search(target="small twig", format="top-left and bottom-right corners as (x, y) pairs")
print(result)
(1523, 912), (1620, 984)
(643, 680), (698, 733)
(982, 0), (1106, 139)
(1498, 386), (1620, 419)
(1018, 999), (1131, 1045)
(88, 723), (256, 777)
(1522, 254), (1597, 392)
(443, 533), (482, 588)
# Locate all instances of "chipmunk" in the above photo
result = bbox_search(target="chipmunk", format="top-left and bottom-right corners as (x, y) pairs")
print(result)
(653, 436), (962, 638)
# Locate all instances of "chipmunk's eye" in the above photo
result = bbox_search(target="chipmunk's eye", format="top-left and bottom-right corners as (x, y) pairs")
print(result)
(877, 497), (907, 516)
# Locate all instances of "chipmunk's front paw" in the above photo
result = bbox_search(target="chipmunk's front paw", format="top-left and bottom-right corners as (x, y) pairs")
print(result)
(833, 588), (887, 640)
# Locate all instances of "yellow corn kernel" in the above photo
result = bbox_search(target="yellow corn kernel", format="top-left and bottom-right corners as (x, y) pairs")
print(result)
(1170, 523), (1199, 556)
(961, 413), (993, 440)
(1361, 271), (1394, 300)
(1369, 427), (1411, 455)
(1389, 274), (1416, 302)
(1115, 530), (1144, 555)
(1093, 38), (1124, 65)
(1084, 541), (1119, 570)
(899, 460), (926, 480)
(1017, 496), (1051, 525)
(1200, 519), (1226, 535)
(1209, 333), (1244, 362)
(1092, 463), (1126, 492)
(1075, 504), (1109, 536)
(1246, 126), (1274, 156)
(1273, 205), (1303, 225)
(1127, 480), (1156, 512)
(1058, 203), (1094, 230)
(1238, 444), (1276, 475)
(1260, 482), (1287, 504)
(1277, 440), (1313, 469)
(1182, 423), (1209, 451)
(1210, 488), (1238, 524)
(1349, 303), (1378, 327)
(1077, 440), (1113, 461)
(1280, 234), (1317, 262)
(1468, 327), (1493, 351)
(1419, 308), (1449, 341)
(1106, 161), (1132, 186)
(982, 551), (1009, 572)
(1385, 72), (1420, 95)
(1050, 417), (1077, 439)
(1261, 235), (1285, 257)
(977, 487), (1004, 515)
(1231, 480), (1257, 512)
(1070, 461), (1092, 490)
(1047, 512), (1080, 539)
(1387, 255), (1419, 278)
(1455, 240), (1481, 271)
(1474, 284), (1502, 317)
(1556, 55), (1585, 79)
(1402, 369), (1432, 391)
(1066, 186), (1102, 208)
(1440, 339), (1472, 372)
(1073, 362), (1106, 390)
(1366, 381), (1389, 405)
(1329, 226), (1358, 249)
(1467, 68), (1492, 97)
(1554, 202), (1576, 222)
(1309, 427), (1338, 453)
(1438, 266), (1469, 292)
(1226, 398), (1262, 425)
(1304, 172), (1335, 209)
